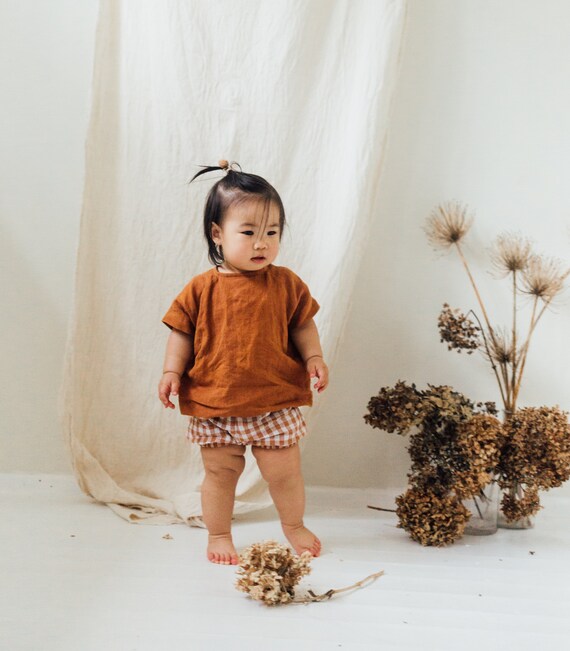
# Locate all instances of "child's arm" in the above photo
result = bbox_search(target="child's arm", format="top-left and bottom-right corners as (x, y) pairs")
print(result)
(290, 318), (329, 393)
(158, 329), (194, 409)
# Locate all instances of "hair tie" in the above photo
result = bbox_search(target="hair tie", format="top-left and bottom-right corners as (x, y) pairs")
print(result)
(218, 159), (241, 173)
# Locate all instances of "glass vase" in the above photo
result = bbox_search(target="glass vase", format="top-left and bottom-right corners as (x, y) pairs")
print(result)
(463, 481), (499, 536)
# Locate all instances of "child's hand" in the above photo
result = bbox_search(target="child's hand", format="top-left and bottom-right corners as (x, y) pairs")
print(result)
(306, 356), (329, 393)
(158, 372), (181, 409)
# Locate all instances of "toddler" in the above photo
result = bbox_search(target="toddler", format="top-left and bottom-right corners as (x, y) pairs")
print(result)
(158, 160), (329, 565)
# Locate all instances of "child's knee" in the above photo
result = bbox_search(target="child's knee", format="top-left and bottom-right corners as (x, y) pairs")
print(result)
(252, 445), (302, 484)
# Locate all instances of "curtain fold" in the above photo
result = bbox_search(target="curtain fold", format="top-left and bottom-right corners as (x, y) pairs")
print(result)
(60, 0), (408, 525)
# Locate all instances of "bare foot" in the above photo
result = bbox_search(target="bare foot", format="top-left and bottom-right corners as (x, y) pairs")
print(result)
(207, 533), (239, 565)
(282, 522), (321, 557)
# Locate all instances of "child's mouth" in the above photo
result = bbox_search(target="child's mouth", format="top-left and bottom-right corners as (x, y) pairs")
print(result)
(251, 257), (266, 263)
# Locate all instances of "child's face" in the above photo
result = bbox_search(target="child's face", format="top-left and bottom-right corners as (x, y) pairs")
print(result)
(212, 199), (281, 273)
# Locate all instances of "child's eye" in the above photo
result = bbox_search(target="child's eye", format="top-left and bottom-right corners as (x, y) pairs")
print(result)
(268, 230), (278, 236)
(241, 231), (254, 236)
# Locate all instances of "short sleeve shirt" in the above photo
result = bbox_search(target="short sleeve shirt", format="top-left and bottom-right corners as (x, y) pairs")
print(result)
(162, 264), (320, 417)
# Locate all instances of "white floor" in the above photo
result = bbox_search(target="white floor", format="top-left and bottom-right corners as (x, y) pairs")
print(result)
(2, 474), (570, 651)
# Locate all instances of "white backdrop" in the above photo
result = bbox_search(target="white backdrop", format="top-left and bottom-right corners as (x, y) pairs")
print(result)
(3, 1), (570, 496)
(59, 0), (407, 523)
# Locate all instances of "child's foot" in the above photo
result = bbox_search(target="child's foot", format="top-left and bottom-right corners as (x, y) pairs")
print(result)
(282, 523), (321, 557)
(207, 533), (239, 565)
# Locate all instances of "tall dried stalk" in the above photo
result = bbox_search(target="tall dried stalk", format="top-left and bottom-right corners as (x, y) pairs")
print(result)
(426, 204), (568, 416)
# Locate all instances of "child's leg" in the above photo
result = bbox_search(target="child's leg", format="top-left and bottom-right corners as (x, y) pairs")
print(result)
(251, 444), (321, 557)
(200, 444), (246, 565)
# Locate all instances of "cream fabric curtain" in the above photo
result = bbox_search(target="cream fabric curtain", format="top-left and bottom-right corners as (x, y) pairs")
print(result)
(61, 0), (408, 525)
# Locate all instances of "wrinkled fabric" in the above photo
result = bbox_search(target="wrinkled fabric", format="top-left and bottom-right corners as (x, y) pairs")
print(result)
(60, 0), (408, 524)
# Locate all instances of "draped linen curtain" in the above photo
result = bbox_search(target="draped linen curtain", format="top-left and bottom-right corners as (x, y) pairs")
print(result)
(61, 0), (408, 525)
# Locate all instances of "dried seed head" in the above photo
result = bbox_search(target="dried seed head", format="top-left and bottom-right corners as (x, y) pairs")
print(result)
(437, 304), (481, 353)
(425, 201), (473, 250)
(490, 232), (532, 276)
(486, 328), (516, 365)
(520, 254), (569, 301)
(235, 540), (312, 606)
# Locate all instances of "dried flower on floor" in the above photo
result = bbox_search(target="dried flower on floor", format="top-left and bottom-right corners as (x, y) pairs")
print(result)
(490, 232), (532, 277)
(424, 201), (473, 250)
(520, 254), (568, 302)
(438, 304), (481, 353)
(235, 540), (311, 606)
(497, 407), (570, 520)
(395, 486), (470, 546)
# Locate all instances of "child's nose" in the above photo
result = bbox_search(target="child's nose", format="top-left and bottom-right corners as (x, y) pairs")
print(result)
(254, 238), (268, 249)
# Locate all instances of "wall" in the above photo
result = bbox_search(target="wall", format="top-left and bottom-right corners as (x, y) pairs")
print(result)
(303, 0), (570, 487)
(2, 1), (569, 485)
(0, 0), (99, 472)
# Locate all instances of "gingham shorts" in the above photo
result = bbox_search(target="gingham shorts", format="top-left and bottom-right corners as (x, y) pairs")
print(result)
(187, 407), (306, 449)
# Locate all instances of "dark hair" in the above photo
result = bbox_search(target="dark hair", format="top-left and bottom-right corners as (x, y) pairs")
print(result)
(189, 163), (287, 266)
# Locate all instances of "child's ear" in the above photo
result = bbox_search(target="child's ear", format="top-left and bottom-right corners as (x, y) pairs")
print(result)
(211, 223), (221, 244)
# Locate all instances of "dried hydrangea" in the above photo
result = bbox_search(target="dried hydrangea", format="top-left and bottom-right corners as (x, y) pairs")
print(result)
(363, 382), (492, 437)
(395, 486), (470, 546)
(419, 384), (485, 426)
(424, 201), (473, 250)
(495, 407), (570, 521)
(365, 382), (503, 544)
(363, 381), (424, 435)
(452, 414), (505, 499)
(408, 412), (503, 500)
(235, 540), (312, 606)
(500, 485), (541, 522)
(438, 304), (481, 353)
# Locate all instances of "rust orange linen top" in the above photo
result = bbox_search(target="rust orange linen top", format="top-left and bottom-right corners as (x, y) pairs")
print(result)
(162, 264), (320, 417)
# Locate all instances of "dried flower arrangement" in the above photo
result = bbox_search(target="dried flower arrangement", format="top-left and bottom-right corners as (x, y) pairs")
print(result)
(235, 540), (384, 606)
(364, 203), (570, 541)
(424, 201), (570, 523)
(364, 382), (503, 545)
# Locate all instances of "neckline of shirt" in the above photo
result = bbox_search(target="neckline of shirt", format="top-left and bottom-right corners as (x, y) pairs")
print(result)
(214, 264), (273, 277)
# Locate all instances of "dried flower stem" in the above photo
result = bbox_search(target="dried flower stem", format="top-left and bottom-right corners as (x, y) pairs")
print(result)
(509, 271), (518, 415)
(465, 306), (508, 412)
(367, 505), (397, 513)
(297, 570), (385, 603)
(512, 296), (539, 406)
(455, 242), (508, 410)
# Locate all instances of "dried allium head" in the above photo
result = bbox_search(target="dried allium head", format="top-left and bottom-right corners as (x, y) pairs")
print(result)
(520, 254), (569, 302)
(363, 381), (423, 435)
(235, 540), (312, 606)
(424, 201), (473, 250)
(485, 328), (515, 366)
(395, 486), (470, 546)
(490, 232), (532, 277)
(438, 304), (481, 354)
